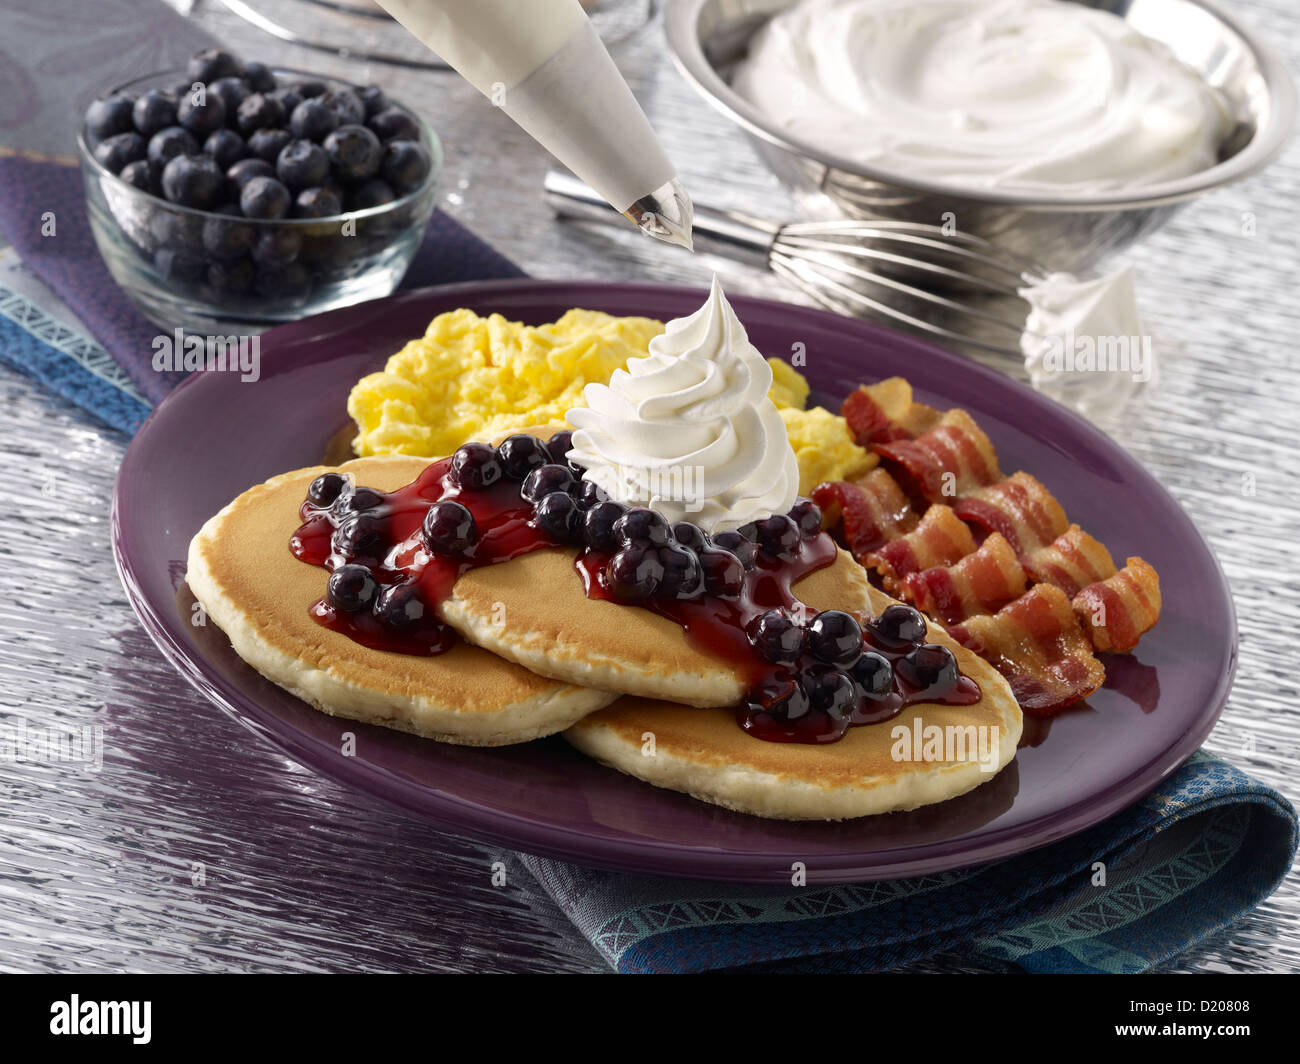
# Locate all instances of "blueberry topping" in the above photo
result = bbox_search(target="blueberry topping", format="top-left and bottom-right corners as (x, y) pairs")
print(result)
(699, 546), (745, 598)
(93, 132), (146, 174)
(657, 543), (705, 600)
(807, 610), (863, 667)
(800, 666), (856, 720)
(132, 90), (178, 139)
(789, 498), (823, 538)
(533, 491), (582, 543)
(236, 92), (287, 135)
(276, 139), (330, 190)
(607, 545), (664, 602)
(582, 500), (626, 552)
(239, 174), (291, 219)
(160, 154), (225, 209)
(711, 529), (757, 569)
(614, 507), (671, 548)
(242, 61), (277, 94)
(326, 563), (377, 613)
(546, 430), (574, 463)
(226, 156), (275, 190)
(380, 139), (432, 192)
(246, 127), (292, 163)
(898, 643), (959, 691)
(292, 186), (342, 218)
(870, 603), (928, 648)
(496, 434), (550, 481)
(187, 48), (242, 85)
(203, 128), (244, 170)
(672, 522), (707, 551)
(146, 126), (198, 173)
(368, 107), (420, 142)
(85, 94), (136, 145)
(374, 583), (426, 630)
(755, 514), (800, 559)
(749, 609), (805, 665)
(450, 441), (502, 489)
(850, 651), (893, 700)
(176, 92), (226, 138)
(521, 463), (575, 503)
(324, 124), (383, 182)
(333, 512), (386, 560)
(289, 98), (339, 142)
(571, 479), (607, 510)
(307, 472), (347, 506)
(421, 500), (477, 554)
(341, 487), (385, 512)
(736, 521), (760, 542)
(754, 676), (810, 721)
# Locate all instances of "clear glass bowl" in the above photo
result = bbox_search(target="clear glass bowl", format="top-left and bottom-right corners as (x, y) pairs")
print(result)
(78, 67), (441, 334)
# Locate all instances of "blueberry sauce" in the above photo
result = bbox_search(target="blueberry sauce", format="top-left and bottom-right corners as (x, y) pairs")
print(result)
(290, 433), (978, 744)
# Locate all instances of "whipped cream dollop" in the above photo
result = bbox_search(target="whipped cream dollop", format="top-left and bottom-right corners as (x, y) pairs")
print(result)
(733, 0), (1232, 194)
(567, 277), (799, 532)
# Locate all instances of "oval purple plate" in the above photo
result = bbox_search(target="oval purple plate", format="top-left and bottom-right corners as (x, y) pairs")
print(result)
(112, 280), (1235, 883)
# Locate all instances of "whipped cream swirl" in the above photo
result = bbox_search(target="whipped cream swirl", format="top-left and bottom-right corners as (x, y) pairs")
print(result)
(567, 277), (799, 532)
(733, 0), (1232, 194)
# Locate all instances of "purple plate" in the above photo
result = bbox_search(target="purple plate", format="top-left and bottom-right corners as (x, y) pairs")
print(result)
(112, 280), (1235, 883)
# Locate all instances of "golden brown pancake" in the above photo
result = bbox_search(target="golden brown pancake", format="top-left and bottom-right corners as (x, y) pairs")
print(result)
(564, 599), (1022, 820)
(185, 457), (616, 746)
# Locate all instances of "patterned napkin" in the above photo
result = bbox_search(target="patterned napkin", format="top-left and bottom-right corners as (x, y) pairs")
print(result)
(1, 0), (1292, 976)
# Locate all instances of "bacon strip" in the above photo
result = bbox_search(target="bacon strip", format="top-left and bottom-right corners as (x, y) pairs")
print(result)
(1072, 557), (1162, 653)
(1027, 525), (1117, 597)
(949, 584), (1106, 716)
(902, 533), (1027, 624)
(864, 504), (976, 594)
(874, 409), (1002, 503)
(842, 378), (939, 445)
(953, 472), (1068, 558)
(812, 468), (916, 558)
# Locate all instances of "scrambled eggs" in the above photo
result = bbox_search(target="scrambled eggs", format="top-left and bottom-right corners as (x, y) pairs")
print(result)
(347, 308), (873, 495)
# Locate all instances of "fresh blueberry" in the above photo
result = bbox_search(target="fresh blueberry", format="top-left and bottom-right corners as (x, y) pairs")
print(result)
(208, 76), (249, 116)
(201, 212), (254, 261)
(254, 261), (310, 300)
(850, 651), (894, 700)
(356, 84), (387, 118)
(380, 139), (431, 192)
(571, 479), (607, 510)
(496, 434), (550, 481)
(276, 139), (330, 190)
(869, 603), (928, 649)
(348, 178), (396, 210)
(239, 174), (291, 219)
(326, 563), (377, 613)
(755, 514), (800, 559)
(132, 90), (178, 138)
(533, 491), (581, 543)
(251, 226), (302, 266)
(368, 107), (419, 142)
(292, 186), (342, 218)
(187, 48), (242, 85)
(671, 522), (707, 551)
(308, 472), (347, 507)
(748, 609), (805, 665)
(153, 246), (205, 283)
(801, 666), (856, 720)
(752, 676), (811, 721)
(118, 159), (153, 192)
(85, 94), (136, 145)
(807, 610), (863, 667)
(93, 132), (146, 174)
(226, 156), (275, 191)
(146, 126), (198, 174)
(269, 87), (303, 117)
(699, 546), (745, 598)
(242, 61), (277, 94)
(318, 89), (365, 126)
(247, 127), (293, 163)
(657, 543), (704, 600)
(582, 500), (626, 552)
(289, 98), (339, 142)
(450, 442), (502, 489)
(160, 154), (225, 208)
(323, 124), (383, 182)
(333, 512), (386, 560)
(614, 507), (671, 548)
(176, 92), (227, 138)
(606, 545), (664, 602)
(898, 643), (959, 691)
(293, 79), (329, 99)
(207, 257), (256, 295)
(422, 500), (477, 554)
(522, 463), (575, 503)
(789, 498), (823, 538)
(711, 529), (757, 569)
(236, 93), (287, 135)
(203, 128), (244, 170)
(374, 583), (426, 630)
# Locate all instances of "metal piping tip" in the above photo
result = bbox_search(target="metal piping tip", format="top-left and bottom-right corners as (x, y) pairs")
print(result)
(624, 176), (695, 251)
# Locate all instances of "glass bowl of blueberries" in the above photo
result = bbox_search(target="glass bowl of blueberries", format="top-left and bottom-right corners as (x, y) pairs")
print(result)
(78, 48), (440, 333)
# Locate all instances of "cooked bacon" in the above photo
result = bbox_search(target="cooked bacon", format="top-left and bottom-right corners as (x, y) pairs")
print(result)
(1072, 557), (1162, 653)
(875, 409), (1002, 503)
(953, 472), (1068, 558)
(864, 504), (976, 593)
(812, 468), (917, 557)
(841, 378), (939, 445)
(949, 584), (1105, 716)
(902, 532), (1027, 623)
(1027, 525), (1117, 597)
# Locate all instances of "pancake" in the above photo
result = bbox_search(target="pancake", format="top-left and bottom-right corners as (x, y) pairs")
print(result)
(564, 603), (1022, 820)
(185, 456), (616, 746)
(443, 547), (876, 708)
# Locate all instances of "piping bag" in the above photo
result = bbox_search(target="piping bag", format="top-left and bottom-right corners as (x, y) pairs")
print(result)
(372, 0), (694, 249)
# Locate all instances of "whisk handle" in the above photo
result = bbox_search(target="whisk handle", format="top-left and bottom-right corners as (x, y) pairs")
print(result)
(544, 171), (778, 260)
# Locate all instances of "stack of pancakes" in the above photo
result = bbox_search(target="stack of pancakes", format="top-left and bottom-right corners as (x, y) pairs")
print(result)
(188, 452), (1022, 820)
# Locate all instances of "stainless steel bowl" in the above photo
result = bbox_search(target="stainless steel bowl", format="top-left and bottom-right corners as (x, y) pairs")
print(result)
(665, 0), (1295, 272)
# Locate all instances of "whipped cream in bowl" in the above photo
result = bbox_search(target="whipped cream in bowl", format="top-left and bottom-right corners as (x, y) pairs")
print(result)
(567, 276), (800, 532)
